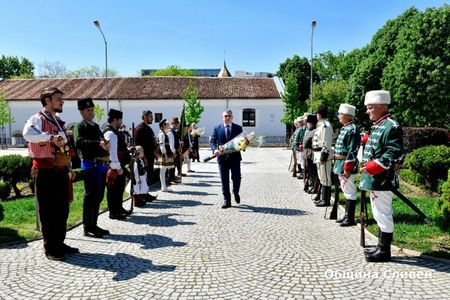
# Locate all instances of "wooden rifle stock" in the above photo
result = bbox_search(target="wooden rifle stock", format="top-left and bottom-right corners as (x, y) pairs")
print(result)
(329, 174), (339, 219)
(360, 189), (366, 247)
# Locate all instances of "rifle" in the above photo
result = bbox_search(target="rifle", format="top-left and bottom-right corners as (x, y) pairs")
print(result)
(391, 188), (433, 225)
(360, 189), (367, 247)
(291, 148), (297, 177)
(128, 122), (135, 214)
(329, 173), (340, 219)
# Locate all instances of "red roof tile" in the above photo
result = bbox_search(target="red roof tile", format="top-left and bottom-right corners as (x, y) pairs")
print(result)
(0, 77), (281, 100)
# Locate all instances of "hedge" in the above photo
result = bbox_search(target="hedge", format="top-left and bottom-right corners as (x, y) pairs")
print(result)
(435, 169), (450, 229)
(0, 181), (11, 201)
(402, 127), (448, 153)
(0, 155), (32, 198)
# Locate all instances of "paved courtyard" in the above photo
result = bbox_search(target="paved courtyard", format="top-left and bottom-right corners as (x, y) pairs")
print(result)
(0, 148), (449, 299)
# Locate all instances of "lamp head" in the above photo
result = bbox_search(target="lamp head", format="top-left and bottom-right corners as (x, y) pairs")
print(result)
(93, 20), (100, 28)
(312, 20), (317, 28)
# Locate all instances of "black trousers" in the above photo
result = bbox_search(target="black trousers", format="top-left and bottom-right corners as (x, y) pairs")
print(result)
(82, 166), (107, 229)
(35, 168), (69, 254)
(106, 173), (126, 215)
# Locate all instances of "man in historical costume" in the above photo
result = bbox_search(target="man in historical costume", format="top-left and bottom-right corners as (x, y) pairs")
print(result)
(168, 117), (183, 184)
(361, 90), (405, 262)
(210, 109), (244, 209)
(312, 105), (334, 207)
(302, 114), (319, 194)
(23, 87), (79, 261)
(294, 114), (308, 179)
(134, 110), (157, 201)
(73, 98), (111, 238)
(333, 104), (361, 227)
(103, 109), (131, 220)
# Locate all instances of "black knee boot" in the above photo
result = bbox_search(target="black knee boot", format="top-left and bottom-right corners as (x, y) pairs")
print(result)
(365, 232), (393, 262)
(336, 200), (349, 223)
(340, 200), (356, 226)
(315, 186), (331, 206)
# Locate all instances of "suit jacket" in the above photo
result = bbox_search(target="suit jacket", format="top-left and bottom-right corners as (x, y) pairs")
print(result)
(134, 122), (156, 160)
(210, 122), (243, 163)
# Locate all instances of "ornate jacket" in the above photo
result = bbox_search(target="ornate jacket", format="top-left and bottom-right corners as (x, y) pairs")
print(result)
(361, 113), (405, 191)
(312, 119), (334, 163)
(333, 121), (360, 175)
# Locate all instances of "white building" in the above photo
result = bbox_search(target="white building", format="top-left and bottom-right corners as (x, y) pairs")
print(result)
(0, 76), (286, 145)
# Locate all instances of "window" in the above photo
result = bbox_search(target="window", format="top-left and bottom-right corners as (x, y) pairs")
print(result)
(154, 113), (163, 123)
(242, 109), (256, 127)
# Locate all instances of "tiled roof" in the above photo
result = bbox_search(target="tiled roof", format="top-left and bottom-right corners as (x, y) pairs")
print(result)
(0, 77), (281, 100)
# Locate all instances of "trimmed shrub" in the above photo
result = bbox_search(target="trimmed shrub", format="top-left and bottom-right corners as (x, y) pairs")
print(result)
(402, 127), (448, 153)
(403, 145), (450, 191)
(0, 155), (32, 197)
(0, 181), (11, 201)
(435, 169), (450, 229)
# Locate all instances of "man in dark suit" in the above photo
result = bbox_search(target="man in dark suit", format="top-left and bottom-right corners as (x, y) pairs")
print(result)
(210, 110), (243, 208)
(134, 110), (157, 200)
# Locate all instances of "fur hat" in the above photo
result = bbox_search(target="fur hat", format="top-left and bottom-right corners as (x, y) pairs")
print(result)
(306, 114), (317, 124)
(338, 103), (356, 116)
(364, 90), (391, 105)
(108, 108), (123, 120)
(77, 98), (95, 111)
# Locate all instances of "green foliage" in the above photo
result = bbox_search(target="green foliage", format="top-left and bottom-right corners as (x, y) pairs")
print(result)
(277, 55), (314, 105)
(311, 80), (348, 128)
(404, 145), (450, 191)
(147, 65), (196, 77)
(93, 104), (105, 123)
(0, 55), (34, 79)
(0, 155), (32, 197)
(181, 81), (204, 124)
(280, 74), (306, 124)
(65, 66), (119, 78)
(0, 88), (15, 127)
(435, 169), (450, 229)
(382, 5), (450, 128)
(313, 51), (348, 82)
(0, 181), (11, 200)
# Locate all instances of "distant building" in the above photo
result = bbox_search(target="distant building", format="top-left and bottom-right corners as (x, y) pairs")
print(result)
(0, 76), (286, 145)
(235, 71), (273, 78)
(141, 69), (221, 77)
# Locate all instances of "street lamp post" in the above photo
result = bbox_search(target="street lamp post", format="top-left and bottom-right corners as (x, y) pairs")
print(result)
(93, 20), (109, 112)
(310, 20), (317, 112)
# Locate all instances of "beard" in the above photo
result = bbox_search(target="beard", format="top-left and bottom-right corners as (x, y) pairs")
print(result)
(54, 107), (63, 113)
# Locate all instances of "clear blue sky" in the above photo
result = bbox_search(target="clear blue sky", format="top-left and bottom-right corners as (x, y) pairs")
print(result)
(1, 0), (447, 77)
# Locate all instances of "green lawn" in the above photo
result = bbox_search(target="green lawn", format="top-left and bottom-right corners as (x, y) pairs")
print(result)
(0, 181), (121, 244)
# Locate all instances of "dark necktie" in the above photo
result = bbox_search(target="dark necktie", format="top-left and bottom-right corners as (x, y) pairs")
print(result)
(225, 125), (230, 141)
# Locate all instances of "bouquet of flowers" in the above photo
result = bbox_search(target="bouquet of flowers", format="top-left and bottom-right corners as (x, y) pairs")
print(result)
(191, 127), (205, 137)
(204, 131), (264, 162)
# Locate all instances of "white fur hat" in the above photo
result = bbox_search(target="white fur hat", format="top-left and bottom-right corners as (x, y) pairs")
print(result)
(364, 90), (391, 105)
(338, 103), (356, 116)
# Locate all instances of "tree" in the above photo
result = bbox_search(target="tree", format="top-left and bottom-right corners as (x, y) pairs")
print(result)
(181, 81), (204, 124)
(313, 51), (346, 83)
(382, 5), (450, 128)
(280, 74), (306, 124)
(146, 65), (196, 77)
(38, 61), (67, 78)
(312, 80), (348, 129)
(0, 55), (34, 79)
(277, 55), (315, 103)
(0, 89), (15, 149)
(93, 104), (105, 124)
(66, 66), (119, 78)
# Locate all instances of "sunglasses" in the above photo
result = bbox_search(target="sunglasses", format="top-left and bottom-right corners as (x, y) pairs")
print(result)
(223, 115), (232, 118)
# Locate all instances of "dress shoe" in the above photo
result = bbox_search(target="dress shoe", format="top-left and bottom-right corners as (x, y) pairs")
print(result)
(187, 170), (195, 173)
(169, 177), (181, 184)
(160, 188), (173, 193)
(84, 228), (104, 238)
(120, 209), (132, 216)
(146, 194), (158, 202)
(221, 203), (231, 209)
(233, 193), (241, 204)
(45, 251), (65, 261)
(61, 244), (80, 254)
(178, 173), (187, 177)
(109, 213), (127, 220)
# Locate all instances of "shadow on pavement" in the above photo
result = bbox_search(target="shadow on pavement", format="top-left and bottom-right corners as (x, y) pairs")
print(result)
(237, 204), (309, 216)
(184, 174), (216, 178)
(171, 191), (218, 197)
(183, 182), (218, 187)
(128, 213), (196, 227)
(0, 228), (29, 247)
(390, 256), (450, 273)
(65, 252), (176, 281)
(148, 199), (213, 209)
(106, 233), (187, 250)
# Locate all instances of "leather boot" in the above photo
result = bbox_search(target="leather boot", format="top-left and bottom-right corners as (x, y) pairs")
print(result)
(364, 228), (381, 254)
(336, 200), (349, 223)
(315, 186), (331, 206)
(133, 194), (146, 207)
(365, 232), (392, 262)
(313, 184), (322, 201)
(340, 200), (356, 226)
